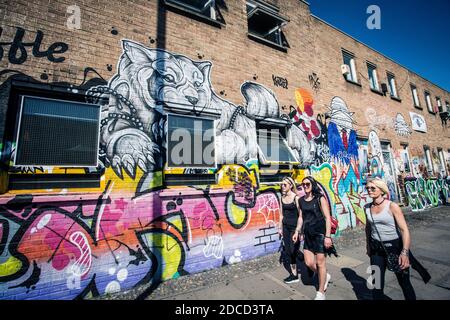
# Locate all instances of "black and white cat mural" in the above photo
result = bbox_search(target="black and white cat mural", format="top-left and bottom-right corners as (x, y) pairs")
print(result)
(88, 40), (296, 184)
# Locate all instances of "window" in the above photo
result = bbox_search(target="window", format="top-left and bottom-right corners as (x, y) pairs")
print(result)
(438, 148), (447, 177)
(167, 114), (215, 168)
(424, 146), (434, 174)
(446, 101), (450, 112)
(436, 97), (442, 113)
(15, 96), (100, 167)
(424, 91), (433, 113)
(400, 145), (411, 173)
(164, 0), (225, 25)
(342, 50), (358, 83)
(410, 84), (420, 108)
(387, 72), (398, 98)
(257, 127), (297, 164)
(367, 62), (379, 91)
(246, 0), (290, 50)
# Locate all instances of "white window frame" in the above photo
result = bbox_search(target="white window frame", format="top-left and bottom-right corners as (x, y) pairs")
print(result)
(166, 0), (218, 20)
(257, 127), (298, 165)
(387, 72), (398, 98)
(343, 50), (358, 83)
(425, 91), (433, 113)
(367, 62), (379, 90)
(13, 95), (101, 168)
(166, 113), (217, 170)
(436, 97), (442, 112)
(425, 147), (434, 173)
(411, 84), (420, 107)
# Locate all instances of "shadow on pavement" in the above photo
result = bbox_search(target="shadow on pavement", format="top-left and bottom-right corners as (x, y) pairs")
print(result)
(341, 267), (392, 300)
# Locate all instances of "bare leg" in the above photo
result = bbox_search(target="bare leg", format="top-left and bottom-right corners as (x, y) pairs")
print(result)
(316, 253), (326, 293)
(303, 249), (317, 273)
(290, 264), (297, 276)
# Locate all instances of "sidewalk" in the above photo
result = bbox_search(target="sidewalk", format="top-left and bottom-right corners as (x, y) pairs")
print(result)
(97, 206), (450, 300)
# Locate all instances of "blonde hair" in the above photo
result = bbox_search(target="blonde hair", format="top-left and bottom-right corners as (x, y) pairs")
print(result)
(282, 176), (297, 193)
(366, 177), (389, 195)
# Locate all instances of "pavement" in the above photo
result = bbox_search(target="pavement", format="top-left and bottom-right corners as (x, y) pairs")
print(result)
(95, 206), (450, 300)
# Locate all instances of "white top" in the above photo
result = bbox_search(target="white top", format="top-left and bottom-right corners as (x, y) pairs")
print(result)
(365, 200), (399, 241)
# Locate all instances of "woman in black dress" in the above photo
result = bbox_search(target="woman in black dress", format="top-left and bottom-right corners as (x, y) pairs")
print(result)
(278, 177), (303, 284)
(293, 176), (333, 300)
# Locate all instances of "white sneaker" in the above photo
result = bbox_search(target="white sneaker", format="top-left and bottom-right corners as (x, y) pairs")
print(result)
(324, 273), (331, 292)
(314, 291), (326, 300)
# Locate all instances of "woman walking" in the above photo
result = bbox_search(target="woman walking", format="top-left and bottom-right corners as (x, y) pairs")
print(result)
(293, 176), (333, 300)
(278, 177), (303, 284)
(364, 177), (429, 300)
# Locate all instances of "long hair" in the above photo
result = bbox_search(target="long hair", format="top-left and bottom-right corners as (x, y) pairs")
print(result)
(302, 176), (323, 198)
(282, 176), (297, 193)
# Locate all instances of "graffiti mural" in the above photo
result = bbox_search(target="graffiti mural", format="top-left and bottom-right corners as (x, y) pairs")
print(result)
(405, 177), (450, 211)
(0, 41), (288, 299)
(393, 113), (412, 137)
(0, 26), (69, 64)
(287, 88), (329, 166)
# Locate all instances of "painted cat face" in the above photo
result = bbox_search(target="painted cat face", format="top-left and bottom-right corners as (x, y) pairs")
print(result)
(122, 41), (213, 113)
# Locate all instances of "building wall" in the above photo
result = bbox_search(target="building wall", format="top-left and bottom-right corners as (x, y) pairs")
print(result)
(0, 0), (449, 299)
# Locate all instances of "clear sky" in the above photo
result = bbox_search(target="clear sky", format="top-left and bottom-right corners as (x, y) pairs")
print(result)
(308, 0), (450, 93)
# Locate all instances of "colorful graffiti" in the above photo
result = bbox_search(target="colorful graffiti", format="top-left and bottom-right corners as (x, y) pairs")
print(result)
(405, 177), (450, 211)
(0, 38), (427, 300)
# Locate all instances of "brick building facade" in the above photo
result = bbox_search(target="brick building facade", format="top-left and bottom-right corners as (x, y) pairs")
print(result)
(0, 0), (449, 299)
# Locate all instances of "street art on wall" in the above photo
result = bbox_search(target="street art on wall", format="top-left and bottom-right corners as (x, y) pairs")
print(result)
(409, 112), (427, 132)
(0, 26), (69, 64)
(394, 113), (412, 137)
(405, 177), (450, 211)
(0, 39), (418, 300)
(287, 88), (329, 166)
(326, 97), (357, 165)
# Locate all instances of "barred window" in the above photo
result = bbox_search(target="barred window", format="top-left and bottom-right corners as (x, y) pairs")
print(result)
(15, 96), (100, 167)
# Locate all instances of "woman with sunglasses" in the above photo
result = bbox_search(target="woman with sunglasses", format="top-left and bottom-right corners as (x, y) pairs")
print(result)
(365, 178), (418, 300)
(293, 176), (333, 300)
(278, 177), (303, 284)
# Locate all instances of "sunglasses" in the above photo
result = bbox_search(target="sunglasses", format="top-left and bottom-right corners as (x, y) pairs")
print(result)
(302, 182), (311, 187)
(367, 186), (378, 192)
(281, 183), (289, 187)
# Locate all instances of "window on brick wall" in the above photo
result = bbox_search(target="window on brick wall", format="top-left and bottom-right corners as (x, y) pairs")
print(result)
(164, 0), (226, 26)
(424, 91), (434, 113)
(436, 97), (443, 113)
(15, 96), (100, 167)
(342, 50), (358, 83)
(246, 0), (290, 51)
(6, 89), (103, 191)
(257, 126), (297, 164)
(387, 72), (399, 99)
(367, 62), (379, 91)
(410, 84), (420, 108)
(167, 114), (215, 169)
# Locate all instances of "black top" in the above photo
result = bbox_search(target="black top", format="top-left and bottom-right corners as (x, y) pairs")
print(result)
(282, 197), (299, 227)
(299, 196), (326, 235)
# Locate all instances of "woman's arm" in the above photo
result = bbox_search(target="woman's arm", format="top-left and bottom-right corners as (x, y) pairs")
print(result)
(292, 196), (303, 243)
(278, 196), (284, 236)
(320, 196), (332, 249)
(365, 216), (372, 256)
(391, 202), (411, 269)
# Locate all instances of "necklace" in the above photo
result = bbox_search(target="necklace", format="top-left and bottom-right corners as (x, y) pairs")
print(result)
(372, 197), (385, 206)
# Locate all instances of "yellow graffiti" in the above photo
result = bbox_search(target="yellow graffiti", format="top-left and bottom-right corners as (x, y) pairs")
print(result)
(0, 256), (22, 278)
(149, 233), (182, 281)
(227, 195), (247, 226)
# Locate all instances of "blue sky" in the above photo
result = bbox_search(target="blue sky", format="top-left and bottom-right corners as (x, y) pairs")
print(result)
(308, 0), (450, 92)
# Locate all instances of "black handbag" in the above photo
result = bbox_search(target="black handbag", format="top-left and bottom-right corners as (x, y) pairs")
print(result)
(368, 207), (404, 274)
